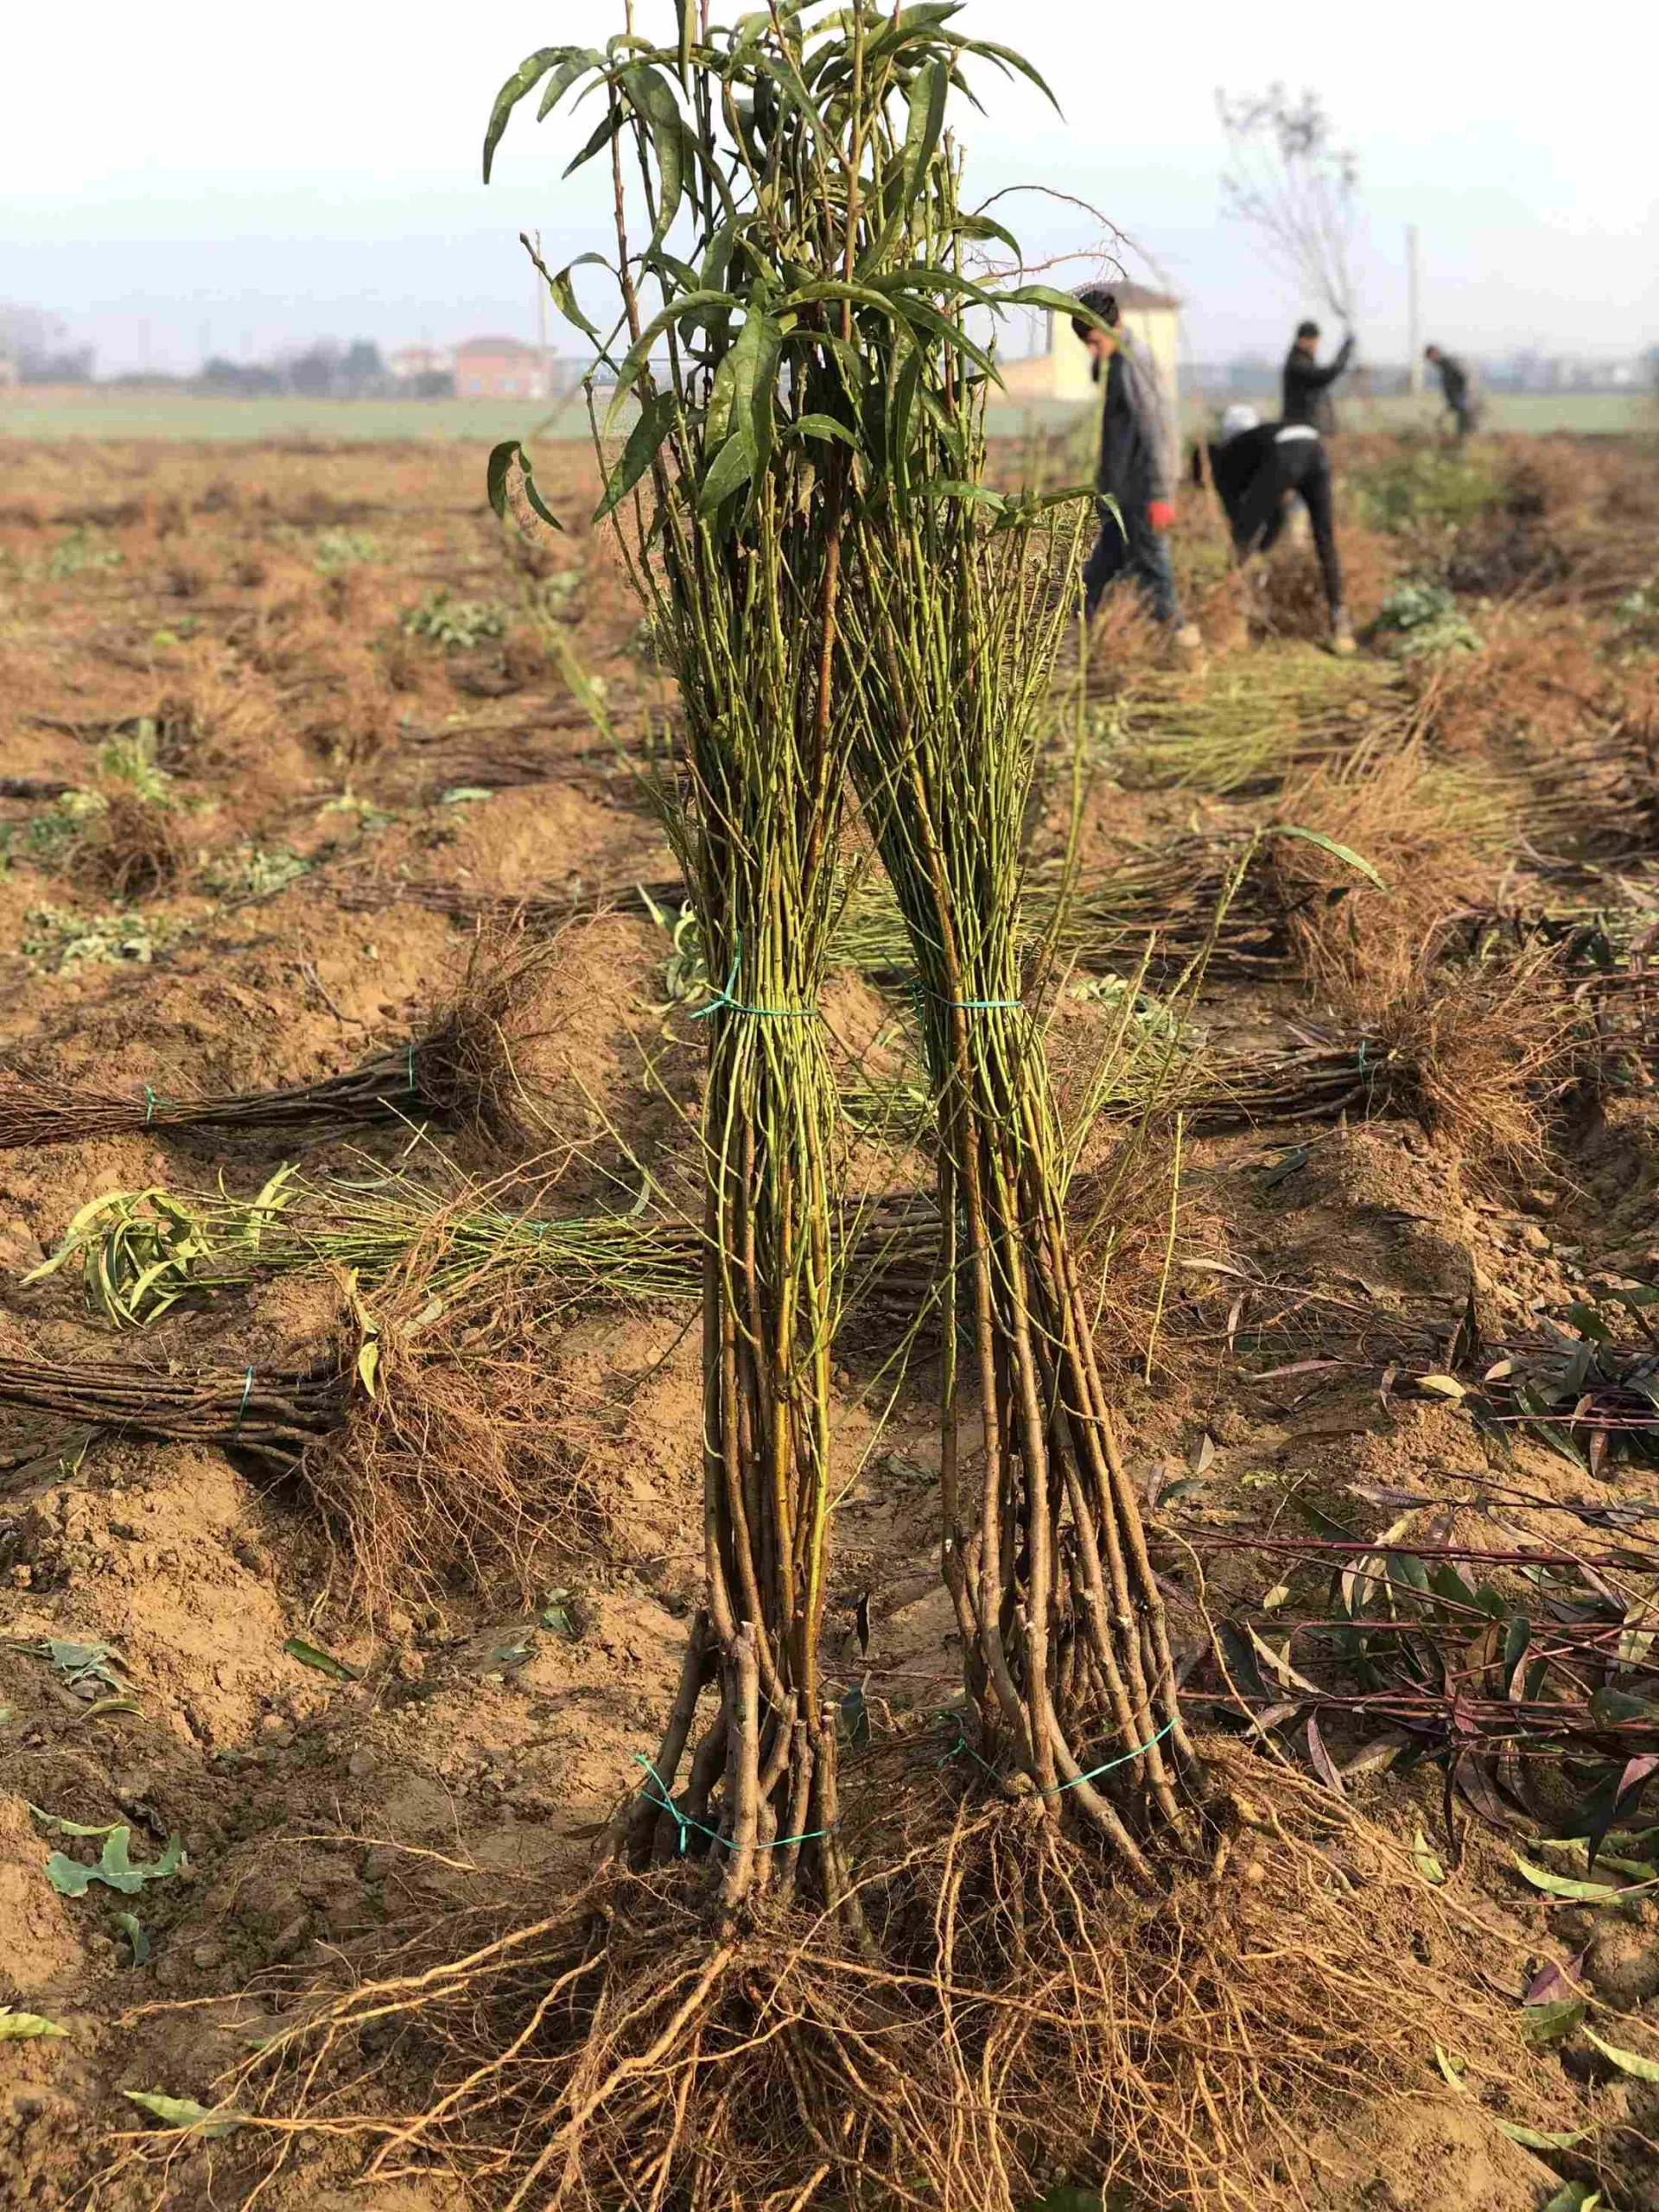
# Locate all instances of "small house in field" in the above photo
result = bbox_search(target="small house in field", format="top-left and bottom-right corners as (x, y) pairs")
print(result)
(999, 280), (1182, 469)
(453, 336), (558, 401)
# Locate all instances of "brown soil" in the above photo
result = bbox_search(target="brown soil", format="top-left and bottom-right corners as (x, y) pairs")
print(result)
(3, 429), (1659, 2209)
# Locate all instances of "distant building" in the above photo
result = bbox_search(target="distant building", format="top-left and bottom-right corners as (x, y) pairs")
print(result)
(453, 336), (562, 401)
(999, 281), (1182, 474)
(388, 343), (453, 382)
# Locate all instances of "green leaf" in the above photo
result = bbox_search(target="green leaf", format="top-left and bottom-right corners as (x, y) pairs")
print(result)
(620, 67), (688, 248)
(486, 442), (566, 536)
(1411, 1827), (1446, 1885)
(1522, 1999), (1585, 2044)
(563, 102), (626, 181)
(1589, 1684), (1659, 1726)
(282, 1636), (360, 1681)
(901, 59), (950, 211)
(697, 432), (756, 514)
(1492, 2118), (1589, 2151)
(596, 391), (678, 521)
(115, 1911), (150, 1966)
(1585, 2024), (1659, 2082)
(356, 1339), (379, 1397)
(1543, 2188), (1602, 2212)
(533, 250), (609, 346)
(0, 2006), (68, 2040)
(28, 1803), (124, 1839)
(784, 412), (860, 449)
(535, 50), (601, 124)
(1511, 1852), (1643, 1903)
(46, 1827), (182, 1897)
(122, 2090), (245, 2140)
(483, 48), (566, 181)
(1267, 824), (1388, 891)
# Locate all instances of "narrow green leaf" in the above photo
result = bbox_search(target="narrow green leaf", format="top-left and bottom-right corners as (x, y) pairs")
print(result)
(1511, 1853), (1642, 1903)
(596, 392), (677, 520)
(1585, 2024), (1659, 2082)
(28, 1804), (124, 1839)
(1266, 824), (1388, 891)
(901, 60), (950, 211)
(115, 1911), (150, 1966)
(563, 102), (626, 181)
(0, 2006), (68, 2040)
(697, 433), (756, 514)
(122, 2091), (245, 2140)
(282, 1636), (360, 1681)
(483, 48), (564, 182)
(1492, 2118), (1589, 2151)
(1411, 1827), (1446, 1885)
(535, 51), (601, 124)
(784, 413), (860, 448)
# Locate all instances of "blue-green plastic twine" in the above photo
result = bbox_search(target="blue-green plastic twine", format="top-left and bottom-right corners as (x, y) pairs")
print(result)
(143, 1085), (157, 1126)
(632, 1755), (829, 1855)
(938, 1713), (1177, 1796)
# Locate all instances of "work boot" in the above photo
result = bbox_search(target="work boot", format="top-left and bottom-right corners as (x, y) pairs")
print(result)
(1330, 606), (1357, 657)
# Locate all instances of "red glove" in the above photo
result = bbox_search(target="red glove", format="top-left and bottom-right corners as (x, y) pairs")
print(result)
(1147, 499), (1176, 532)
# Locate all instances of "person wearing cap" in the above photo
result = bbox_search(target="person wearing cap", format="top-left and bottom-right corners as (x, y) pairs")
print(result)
(1282, 319), (1355, 434)
(1425, 345), (1480, 443)
(1071, 284), (1202, 651)
(1193, 404), (1355, 655)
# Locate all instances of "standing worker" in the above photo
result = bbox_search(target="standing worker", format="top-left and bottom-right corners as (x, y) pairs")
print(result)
(1193, 404), (1355, 655)
(1425, 345), (1480, 443)
(1072, 285), (1202, 654)
(1282, 319), (1355, 433)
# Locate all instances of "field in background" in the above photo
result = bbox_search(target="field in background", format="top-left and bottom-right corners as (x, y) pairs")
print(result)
(1, 384), (1649, 443)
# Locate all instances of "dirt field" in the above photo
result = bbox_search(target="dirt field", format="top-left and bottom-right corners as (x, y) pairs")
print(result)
(3, 423), (1659, 2207)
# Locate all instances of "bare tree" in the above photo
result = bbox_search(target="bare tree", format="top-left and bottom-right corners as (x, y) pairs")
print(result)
(1217, 85), (1360, 322)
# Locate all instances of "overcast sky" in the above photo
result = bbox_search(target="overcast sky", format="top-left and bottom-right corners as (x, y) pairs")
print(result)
(4, 0), (1653, 375)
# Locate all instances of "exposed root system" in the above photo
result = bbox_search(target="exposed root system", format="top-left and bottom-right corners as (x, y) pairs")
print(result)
(119, 1752), (1547, 2212)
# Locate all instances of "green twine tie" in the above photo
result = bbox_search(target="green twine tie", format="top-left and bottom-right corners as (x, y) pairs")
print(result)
(406, 1043), (416, 1093)
(690, 951), (817, 1024)
(632, 1755), (829, 1855)
(143, 1085), (157, 1125)
(938, 1713), (1177, 1796)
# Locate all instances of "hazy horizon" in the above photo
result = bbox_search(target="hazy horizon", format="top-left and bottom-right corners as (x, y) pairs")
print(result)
(5, 0), (1654, 378)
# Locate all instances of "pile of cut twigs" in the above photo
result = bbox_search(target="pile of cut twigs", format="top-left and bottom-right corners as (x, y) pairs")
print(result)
(0, 1351), (342, 1470)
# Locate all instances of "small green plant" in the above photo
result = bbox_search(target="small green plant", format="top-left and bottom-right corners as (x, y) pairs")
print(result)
(401, 588), (508, 650)
(312, 527), (380, 573)
(200, 844), (309, 900)
(20, 905), (186, 973)
(1371, 579), (1484, 658)
(41, 528), (123, 582)
(97, 724), (172, 803)
(1349, 445), (1503, 537)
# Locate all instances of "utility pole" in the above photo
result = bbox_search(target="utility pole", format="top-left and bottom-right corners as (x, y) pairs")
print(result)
(1407, 224), (1423, 396)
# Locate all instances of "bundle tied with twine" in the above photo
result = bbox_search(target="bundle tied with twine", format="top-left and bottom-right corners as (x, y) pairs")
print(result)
(844, 464), (1195, 1872)
(0, 925), (571, 1157)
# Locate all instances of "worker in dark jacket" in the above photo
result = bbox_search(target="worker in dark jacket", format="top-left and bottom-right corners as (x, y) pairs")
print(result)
(1194, 404), (1354, 654)
(1072, 285), (1201, 651)
(1425, 345), (1480, 442)
(1282, 319), (1355, 433)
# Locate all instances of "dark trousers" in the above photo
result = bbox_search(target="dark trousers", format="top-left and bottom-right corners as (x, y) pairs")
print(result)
(1449, 403), (1474, 445)
(1084, 499), (1181, 626)
(1232, 436), (1344, 616)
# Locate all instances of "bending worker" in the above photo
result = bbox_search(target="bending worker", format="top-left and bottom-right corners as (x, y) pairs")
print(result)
(1195, 404), (1355, 656)
(1425, 345), (1480, 443)
(1072, 285), (1202, 652)
(1282, 319), (1355, 432)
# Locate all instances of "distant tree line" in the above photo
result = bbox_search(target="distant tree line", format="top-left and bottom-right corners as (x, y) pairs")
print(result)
(0, 305), (94, 382)
(194, 339), (442, 398)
